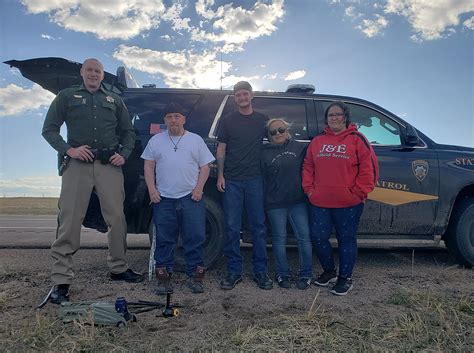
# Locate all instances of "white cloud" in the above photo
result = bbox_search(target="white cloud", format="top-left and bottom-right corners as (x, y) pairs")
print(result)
(357, 14), (388, 37)
(21, 0), (166, 40)
(191, 0), (285, 52)
(384, 0), (474, 40)
(463, 16), (474, 30)
(161, 34), (171, 41)
(284, 70), (306, 81)
(345, 6), (362, 19)
(263, 73), (278, 80)
(336, 0), (474, 40)
(0, 175), (60, 197)
(113, 45), (257, 89)
(0, 84), (55, 117)
(41, 33), (61, 40)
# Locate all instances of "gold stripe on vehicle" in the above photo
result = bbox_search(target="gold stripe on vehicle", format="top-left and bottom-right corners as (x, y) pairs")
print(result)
(368, 187), (438, 206)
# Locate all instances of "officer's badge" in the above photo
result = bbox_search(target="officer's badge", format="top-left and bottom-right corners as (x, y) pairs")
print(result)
(106, 96), (115, 103)
(412, 160), (429, 182)
(74, 94), (82, 98)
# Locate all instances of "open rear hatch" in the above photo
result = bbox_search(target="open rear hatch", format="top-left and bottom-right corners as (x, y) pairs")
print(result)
(4, 57), (122, 94)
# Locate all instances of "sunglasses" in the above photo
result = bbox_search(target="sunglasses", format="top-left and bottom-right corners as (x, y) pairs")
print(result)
(269, 126), (287, 136)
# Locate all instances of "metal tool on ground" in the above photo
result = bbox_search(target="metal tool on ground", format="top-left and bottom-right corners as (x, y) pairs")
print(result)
(37, 286), (54, 309)
(162, 292), (180, 317)
(59, 297), (137, 328)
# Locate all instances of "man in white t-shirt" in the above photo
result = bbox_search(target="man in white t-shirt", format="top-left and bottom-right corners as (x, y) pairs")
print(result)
(141, 102), (215, 294)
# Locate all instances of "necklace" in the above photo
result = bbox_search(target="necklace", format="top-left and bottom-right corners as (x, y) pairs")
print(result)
(168, 131), (185, 152)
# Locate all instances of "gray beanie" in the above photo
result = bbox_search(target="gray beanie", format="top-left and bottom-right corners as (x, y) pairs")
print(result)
(233, 81), (252, 93)
(164, 102), (185, 116)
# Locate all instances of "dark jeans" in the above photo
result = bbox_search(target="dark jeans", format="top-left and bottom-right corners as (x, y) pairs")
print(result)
(309, 203), (364, 279)
(223, 177), (268, 276)
(267, 203), (313, 279)
(153, 194), (205, 277)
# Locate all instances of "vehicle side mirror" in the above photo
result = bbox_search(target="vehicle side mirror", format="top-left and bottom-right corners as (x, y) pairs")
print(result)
(404, 124), (420, 146)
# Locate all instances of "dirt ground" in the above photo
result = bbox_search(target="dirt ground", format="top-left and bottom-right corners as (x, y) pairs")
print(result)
(1, 244), (473, 351)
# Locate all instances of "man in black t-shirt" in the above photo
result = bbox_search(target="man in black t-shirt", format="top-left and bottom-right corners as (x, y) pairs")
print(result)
(216, 81), (273, 290)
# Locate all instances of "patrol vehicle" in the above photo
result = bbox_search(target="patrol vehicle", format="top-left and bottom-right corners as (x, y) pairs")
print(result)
(6, 57), (474, 267)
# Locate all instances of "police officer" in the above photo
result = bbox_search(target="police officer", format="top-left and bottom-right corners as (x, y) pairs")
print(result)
(42, 58), (143, 305)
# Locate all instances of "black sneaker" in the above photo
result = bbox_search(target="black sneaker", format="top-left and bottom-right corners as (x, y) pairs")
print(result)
(220, 273), (242, 290)
(253, 273), (273, 290)
(313, 270), (337, 287)
(296, 278), (311, 290)
(275, 275), (291, 289)
(330, 277), (353, 296)
(110, 269), (144, 283)
(50, 284), (70, 305)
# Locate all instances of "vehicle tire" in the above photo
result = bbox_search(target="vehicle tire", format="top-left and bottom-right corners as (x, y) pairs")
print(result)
(148, 197), (225, 271)
(445, 197), (474, 267)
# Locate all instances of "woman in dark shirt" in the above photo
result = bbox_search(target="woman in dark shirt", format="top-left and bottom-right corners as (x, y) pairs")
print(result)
(261, 119), (313, 289)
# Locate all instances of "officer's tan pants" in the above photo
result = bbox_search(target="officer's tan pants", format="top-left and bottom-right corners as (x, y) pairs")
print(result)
(51, 159), (128, 285)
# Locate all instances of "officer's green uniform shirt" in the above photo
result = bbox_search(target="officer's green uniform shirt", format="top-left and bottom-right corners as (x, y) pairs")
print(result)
(42, 83), (135, 159)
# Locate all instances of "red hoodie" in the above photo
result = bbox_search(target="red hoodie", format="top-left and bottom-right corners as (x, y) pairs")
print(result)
(302, 124), (379, 208)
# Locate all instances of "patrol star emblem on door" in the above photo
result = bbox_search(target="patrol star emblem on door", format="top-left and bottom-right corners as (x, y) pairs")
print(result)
(412, 160), (429, 182)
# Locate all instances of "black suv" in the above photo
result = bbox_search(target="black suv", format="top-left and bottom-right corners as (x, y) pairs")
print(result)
(6, 57), (474, 267)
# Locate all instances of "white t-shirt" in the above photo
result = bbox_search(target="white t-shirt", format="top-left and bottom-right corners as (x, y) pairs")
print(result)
(141, 131), (215, 198)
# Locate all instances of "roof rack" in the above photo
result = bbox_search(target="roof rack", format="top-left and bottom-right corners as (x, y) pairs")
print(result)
(286, 84), (315, 94)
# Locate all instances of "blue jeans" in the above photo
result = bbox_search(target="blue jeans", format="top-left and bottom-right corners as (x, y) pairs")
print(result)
(267, 203), (313, 279)
(309, 203), (364, 279)
(153, 194), (205, 277)
(223, 177), (268, 276)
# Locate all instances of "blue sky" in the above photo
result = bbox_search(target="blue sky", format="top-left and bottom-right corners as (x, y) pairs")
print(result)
(0, 0), (473, 196)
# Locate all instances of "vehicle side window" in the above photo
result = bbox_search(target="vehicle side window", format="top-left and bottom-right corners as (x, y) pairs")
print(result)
(321, 101), (402, 146)
(221, 97), (308, 140)
(126, 93), (200, 136)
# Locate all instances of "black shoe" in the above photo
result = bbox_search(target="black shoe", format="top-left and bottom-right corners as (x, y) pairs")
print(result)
(330, 277), (353, 296)
(275, 275), (291, 289)
(296, 277), (311, 290)
(50, 284), (70, 305)
(253, 272), (273, 290)
(220, 273), (242, 290)
(313, 270), (337, 287)
(110, 269), (144, 283)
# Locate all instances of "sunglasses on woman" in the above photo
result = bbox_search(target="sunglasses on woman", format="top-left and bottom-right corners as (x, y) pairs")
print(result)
(269, 126), (287, 136)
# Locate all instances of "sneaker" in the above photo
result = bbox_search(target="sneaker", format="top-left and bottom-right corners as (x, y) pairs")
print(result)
(155, 267), (173, 295)
(275, 275), (291, 289)
(50, 284), (70, 304)
(187, 266), (205, 294)
(330, 277), (353, 296)
(253, 273), (273, 290)
(313, 270), (337, 287)
(220, 273), (242, 290)
(296, 278), (311, 290)
(110, 268), (144, 283)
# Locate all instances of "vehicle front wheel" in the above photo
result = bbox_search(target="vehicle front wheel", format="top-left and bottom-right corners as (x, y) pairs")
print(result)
(445, 197), (474, 267)
(148, 197), (225, 271)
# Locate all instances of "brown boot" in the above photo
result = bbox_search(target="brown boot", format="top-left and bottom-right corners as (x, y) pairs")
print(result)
(155, 267), (173, 295)
(188, 266), (205, 294)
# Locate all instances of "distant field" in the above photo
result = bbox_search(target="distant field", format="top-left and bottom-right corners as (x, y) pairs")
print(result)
(0, 197), (58, 215)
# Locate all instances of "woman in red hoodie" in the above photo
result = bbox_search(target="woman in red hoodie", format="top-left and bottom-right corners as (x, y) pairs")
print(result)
(302, 101), (378, 295)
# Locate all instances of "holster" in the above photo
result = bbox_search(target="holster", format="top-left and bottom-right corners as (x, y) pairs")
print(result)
(58, 153), (71, 176)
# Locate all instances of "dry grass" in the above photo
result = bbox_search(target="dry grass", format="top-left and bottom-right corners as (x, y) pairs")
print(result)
(0, 289), (472, 351)
(0, 197), (59, 215)
(202, 289), (473, 352)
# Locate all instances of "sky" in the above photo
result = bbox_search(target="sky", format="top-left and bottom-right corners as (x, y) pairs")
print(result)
(0, 0), (473, 197)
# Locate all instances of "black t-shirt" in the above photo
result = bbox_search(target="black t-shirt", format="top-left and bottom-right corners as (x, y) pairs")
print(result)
(261, 139), (308, 210)
(217, 110), (268, 180)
